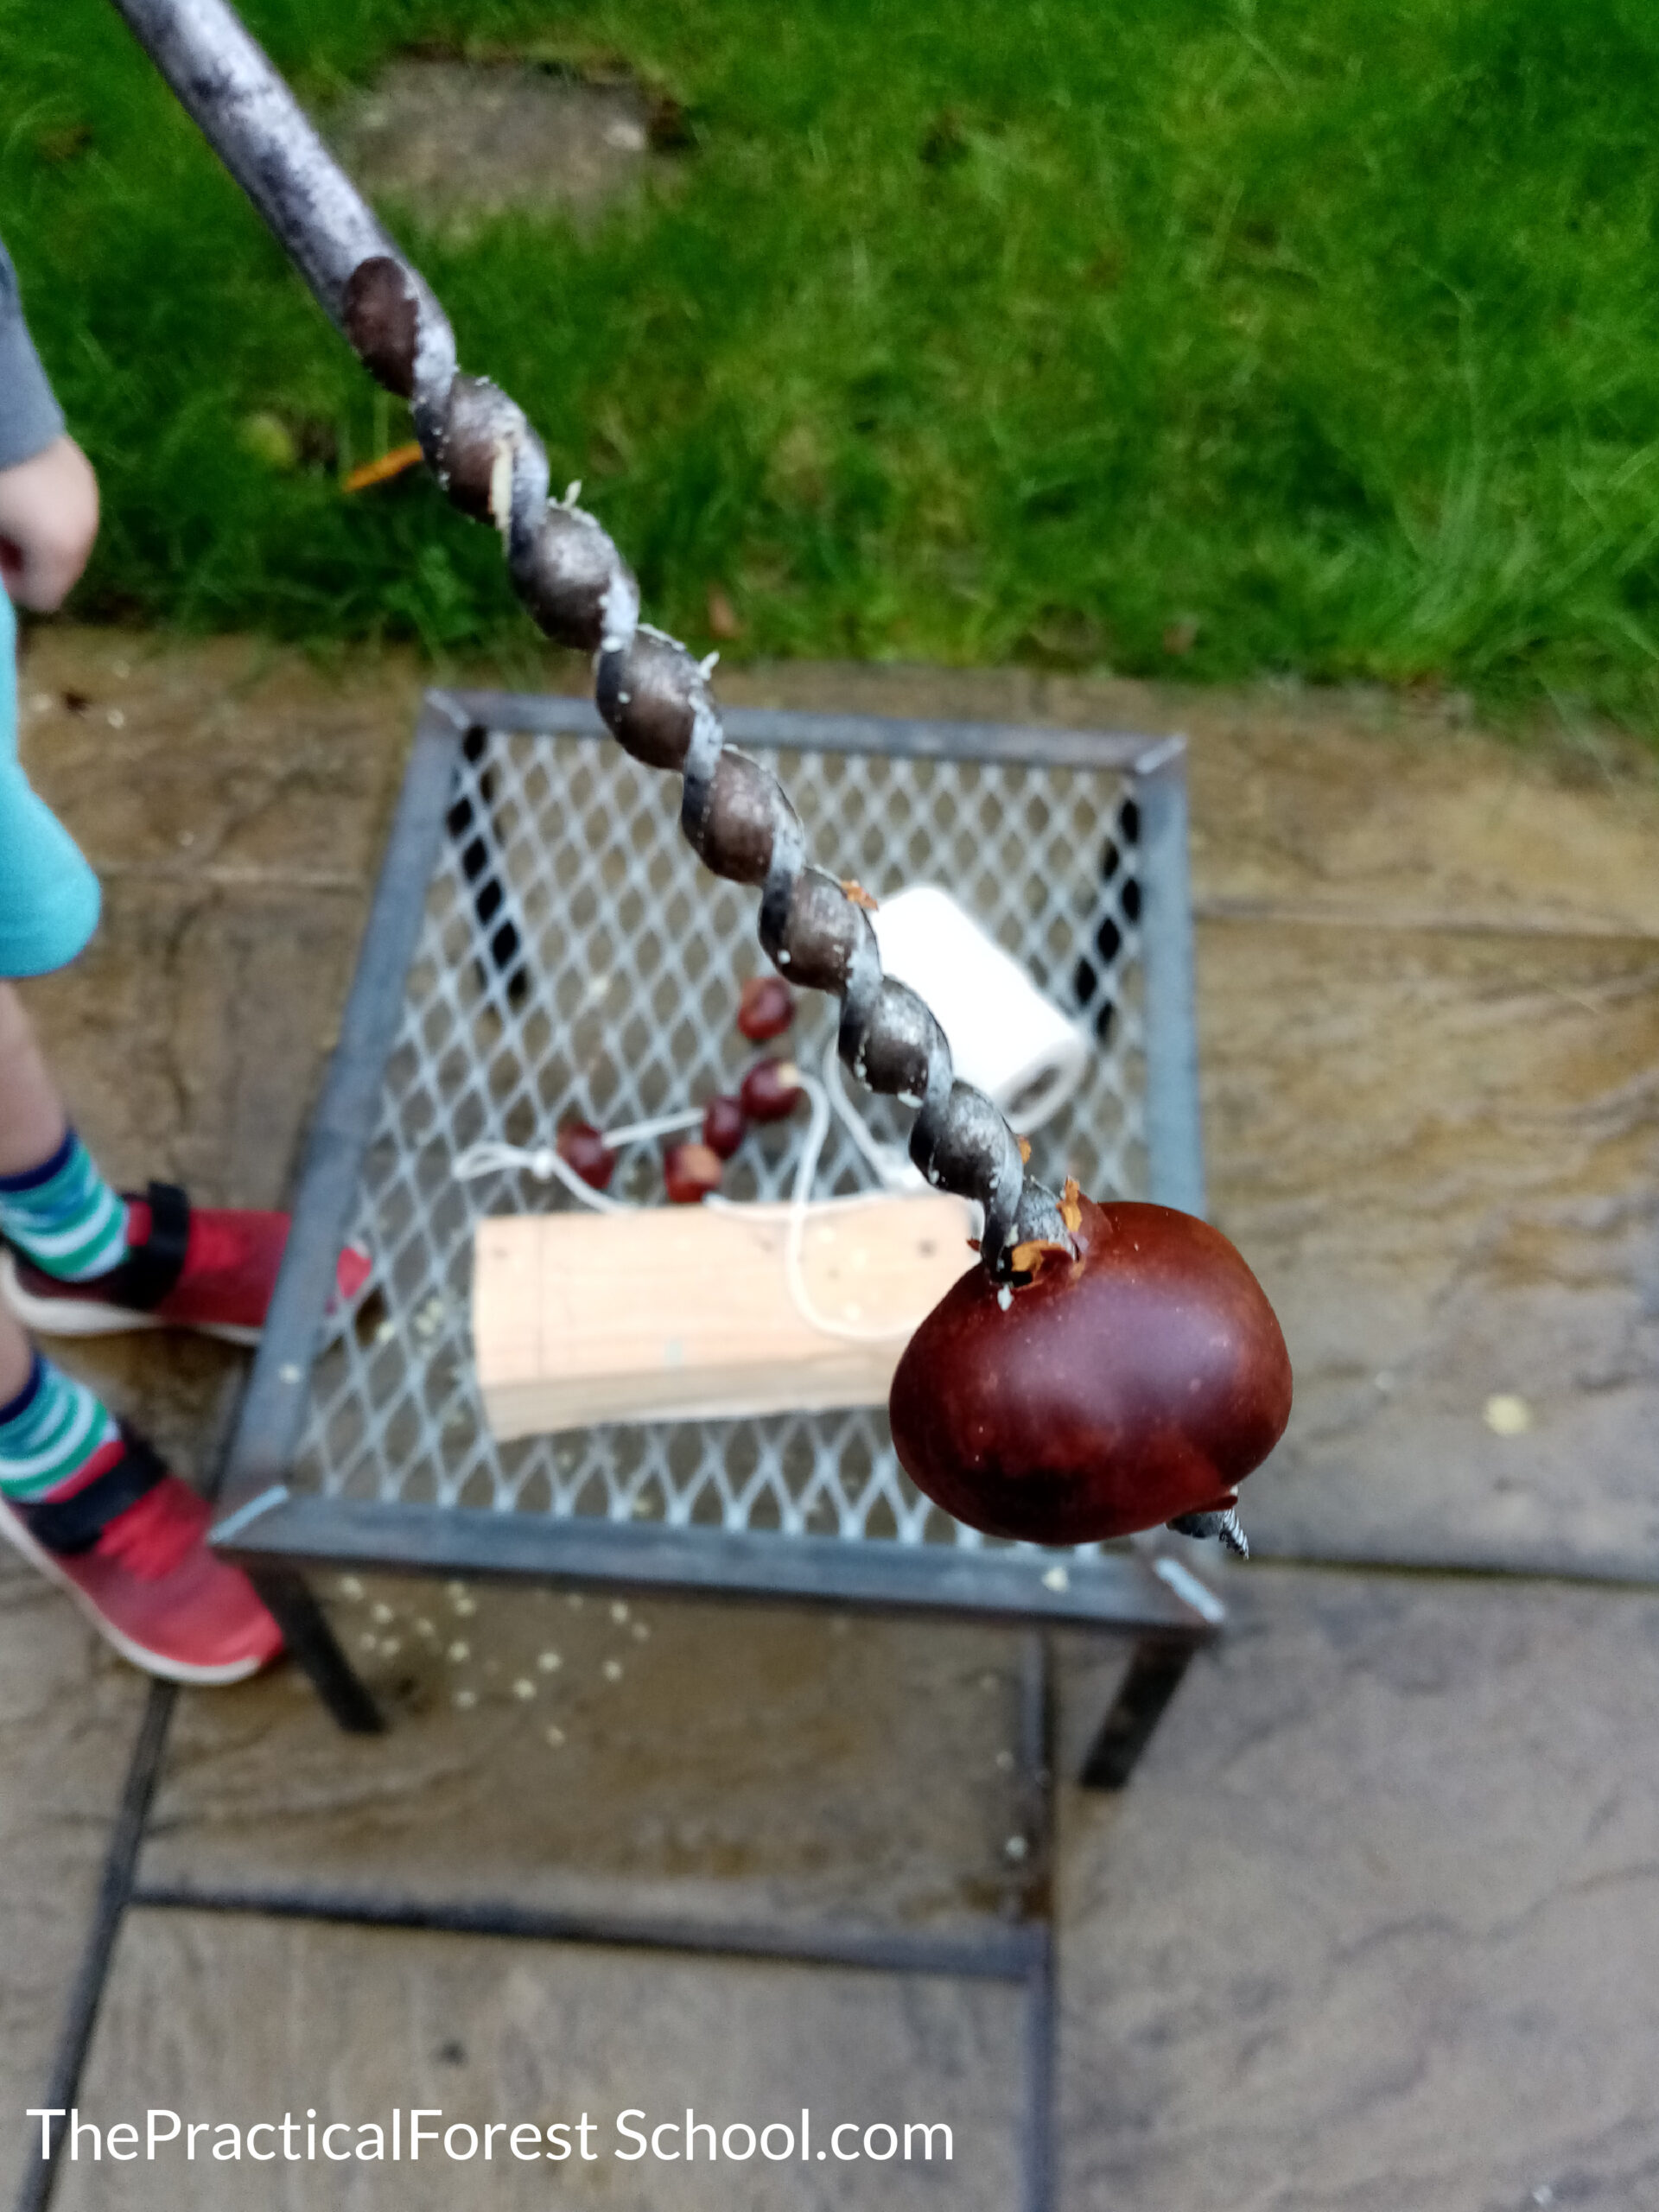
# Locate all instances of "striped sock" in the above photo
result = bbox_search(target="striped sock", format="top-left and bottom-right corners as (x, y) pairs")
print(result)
(0, 1131), (130, 1281)
(0, 1352), (119, 1503)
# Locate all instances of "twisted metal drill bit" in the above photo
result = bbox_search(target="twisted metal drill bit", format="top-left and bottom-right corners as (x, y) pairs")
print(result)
(111, 0), (1071, 1274)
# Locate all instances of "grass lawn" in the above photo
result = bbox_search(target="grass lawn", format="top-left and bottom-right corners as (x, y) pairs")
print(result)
(5, 0), (1659, 729)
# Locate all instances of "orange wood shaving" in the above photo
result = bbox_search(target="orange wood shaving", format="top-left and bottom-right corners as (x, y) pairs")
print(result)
(1017, 1136), (1032, 1164)
(841, 880), (880, 910)
(1059, 1176), (1084, 1235)
(342, 441), (424, 493)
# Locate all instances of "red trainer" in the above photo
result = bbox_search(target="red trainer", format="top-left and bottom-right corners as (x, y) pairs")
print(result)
(0, 1181), (372, 1346)
(0, 1427), (284, 1684)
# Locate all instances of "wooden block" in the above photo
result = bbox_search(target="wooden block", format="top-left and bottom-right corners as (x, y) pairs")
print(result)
(473, 1192), (976, 1439)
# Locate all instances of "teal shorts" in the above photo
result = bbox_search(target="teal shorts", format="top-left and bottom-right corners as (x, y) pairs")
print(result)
(0, 588), (100, 977)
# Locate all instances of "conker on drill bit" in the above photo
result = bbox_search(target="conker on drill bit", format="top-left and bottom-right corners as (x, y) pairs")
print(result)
(889, 1192), (1291, 1548)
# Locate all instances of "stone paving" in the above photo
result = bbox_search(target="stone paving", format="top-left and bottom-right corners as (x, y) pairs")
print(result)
(3, 632), (1656, 2211)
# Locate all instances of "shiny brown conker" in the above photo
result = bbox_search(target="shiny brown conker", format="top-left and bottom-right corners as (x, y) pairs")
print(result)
(702, 1094), (748, 1160)
(888, 1195), (1292, 1546)
(664, 1141), (724, 1205)
(556, 1120), (616, 1191)
(740, 1057), (805, 1123)
(736, 975), (795, 1042)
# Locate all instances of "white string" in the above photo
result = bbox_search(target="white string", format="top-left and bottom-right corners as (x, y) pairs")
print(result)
(451, 1139), (632, 1214)
(453, 1106), (702, 1206)
(705, 1071), (914, 1344)
(791, 1076), (930, 1342)
(600, 1107), (703, 1147)
(455, 1039), (963, 1344)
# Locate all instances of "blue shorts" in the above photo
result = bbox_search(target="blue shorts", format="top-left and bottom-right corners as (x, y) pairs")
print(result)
(0, 588), (101, 977)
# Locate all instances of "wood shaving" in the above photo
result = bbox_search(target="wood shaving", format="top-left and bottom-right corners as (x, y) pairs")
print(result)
(1059, 1176), (1084, 1236)
(840, 880), (880, 910)
(342, 440), (423, 494)
(1017, 1136), (1031, 1164)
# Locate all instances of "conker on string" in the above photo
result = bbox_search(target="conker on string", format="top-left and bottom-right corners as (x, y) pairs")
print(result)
(702, 1095), (747, 1160)
(736, 975), (794, 1043)
(888, 1193), (1292, 1548)
(556, 1121), (615, 1191)
(740, 1057), (805, 1123)
(664, 1141), (724, 1205)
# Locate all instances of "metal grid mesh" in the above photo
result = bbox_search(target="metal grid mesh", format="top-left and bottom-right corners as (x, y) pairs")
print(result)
(294, 721), (1147, 1549)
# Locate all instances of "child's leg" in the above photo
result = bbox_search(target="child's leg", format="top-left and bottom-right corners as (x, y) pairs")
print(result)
(1, 979), (370, 1343)
(0, 982), (130, 1280)
(0, 985), (282, 1680)
(0, 980), (69, 1175)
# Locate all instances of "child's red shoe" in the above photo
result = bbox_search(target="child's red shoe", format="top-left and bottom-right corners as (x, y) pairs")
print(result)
(0, 1427), (284, 1683)
(0, 1181), (371, 1345)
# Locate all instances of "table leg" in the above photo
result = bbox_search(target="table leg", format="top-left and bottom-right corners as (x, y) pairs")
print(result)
(248, 1566), (384, 1733)
(1077, 1635), (1196, 1789)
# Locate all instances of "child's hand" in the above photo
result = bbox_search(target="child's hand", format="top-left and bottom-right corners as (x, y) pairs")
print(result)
(0, 435), (99, 612)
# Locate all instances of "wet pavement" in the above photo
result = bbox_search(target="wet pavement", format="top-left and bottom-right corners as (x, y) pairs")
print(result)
(3, 629), (1656, 2210)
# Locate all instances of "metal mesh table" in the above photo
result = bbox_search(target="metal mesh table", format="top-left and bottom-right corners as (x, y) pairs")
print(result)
(213, 690), (1222, 1751)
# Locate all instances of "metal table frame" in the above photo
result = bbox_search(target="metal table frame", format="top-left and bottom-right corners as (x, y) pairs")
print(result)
(213, 686), (1219, 1738)
(198, 692), (1222, 2212)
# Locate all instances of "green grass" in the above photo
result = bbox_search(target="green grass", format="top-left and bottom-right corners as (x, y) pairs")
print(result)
(6, 0), (1659, 728)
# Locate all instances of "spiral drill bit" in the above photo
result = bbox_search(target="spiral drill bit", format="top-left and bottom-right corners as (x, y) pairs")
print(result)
(110, 0), (1071, 1274)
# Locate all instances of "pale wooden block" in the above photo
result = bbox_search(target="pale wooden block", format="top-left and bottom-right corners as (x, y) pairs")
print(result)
(473, 1192), (976, 1439)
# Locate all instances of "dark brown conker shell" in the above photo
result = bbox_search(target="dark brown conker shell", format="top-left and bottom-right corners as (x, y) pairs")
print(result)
(740, 1057), (805, 1123)
(702, 1094), (748, 1160)
(888, 1197), (1292, 1546)
(736, 975), (795, 1043)
(556, 1121), (616, 1191)
(664, 1141), (723, 1205)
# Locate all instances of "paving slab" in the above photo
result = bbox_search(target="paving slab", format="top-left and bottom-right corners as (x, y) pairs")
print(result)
(1201, 919), (1659, 1574)
(53, 1911), (1024, 2211)
(141, 1579), (1040, 1938)
(0, 1552), (148, 2212)
(1055, 1563), (1659, 2212)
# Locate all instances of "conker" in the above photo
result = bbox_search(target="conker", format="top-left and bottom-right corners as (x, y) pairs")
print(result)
(702, 1094), (747, 1160)
(664, 1141), (723, 1205)
(556, 1121), (615, 1191)
(740, 1057), (805, 1122)
(737, 975), (795, 1042)
(888, 1196), (1291, 1546)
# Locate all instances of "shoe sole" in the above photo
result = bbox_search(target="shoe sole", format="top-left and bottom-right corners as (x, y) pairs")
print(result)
(0, 1495), (275, 1686)
(0, 1251), (261, 1345)
(0, 1249), (370, 1350)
